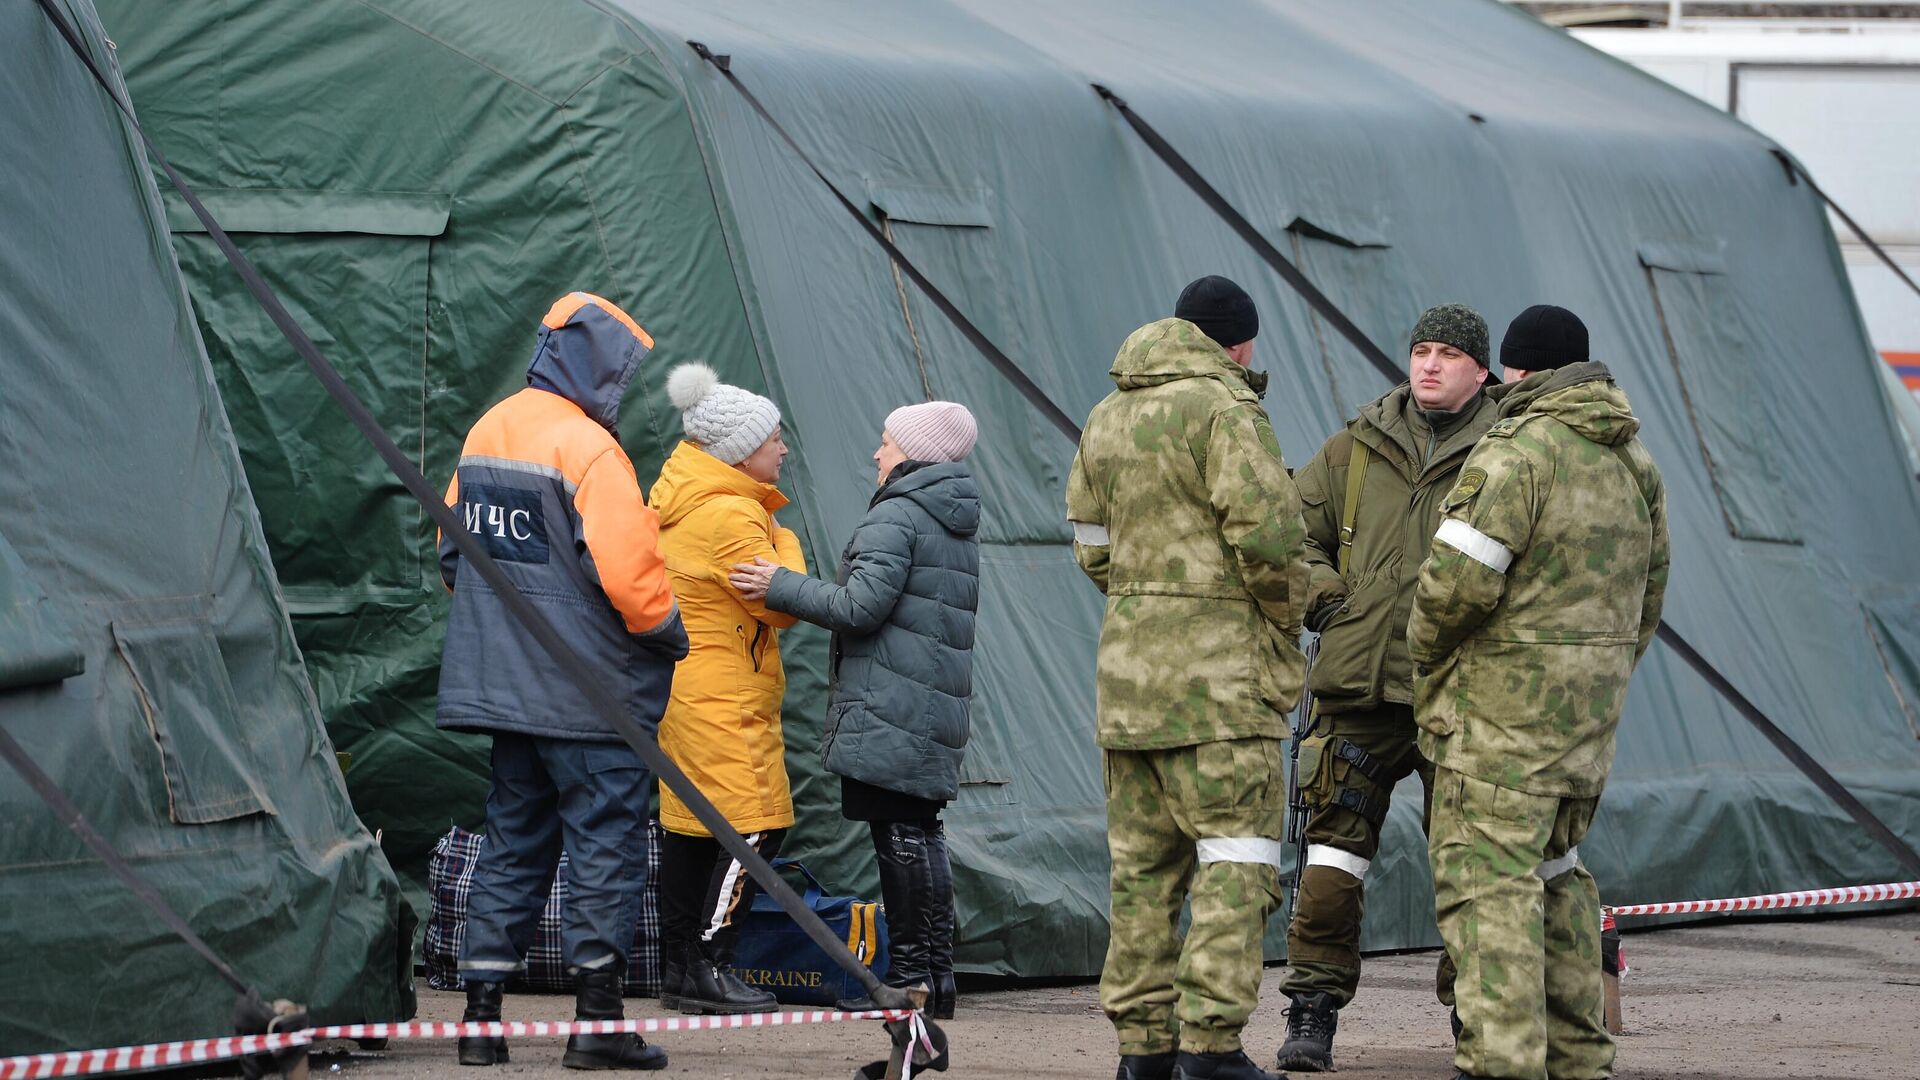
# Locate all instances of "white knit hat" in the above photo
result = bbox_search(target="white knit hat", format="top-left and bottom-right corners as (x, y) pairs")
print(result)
(666, 362), (781, 465)
(885, 401), (977, 463)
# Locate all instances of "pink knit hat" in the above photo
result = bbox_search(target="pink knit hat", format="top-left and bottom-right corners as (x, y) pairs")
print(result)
(885, 401), (978, 463)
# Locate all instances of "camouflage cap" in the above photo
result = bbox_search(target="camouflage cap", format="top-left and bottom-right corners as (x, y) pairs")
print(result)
(1409, 303), (1489, 367)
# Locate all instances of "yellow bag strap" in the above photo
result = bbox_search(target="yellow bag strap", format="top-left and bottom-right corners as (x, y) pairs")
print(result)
(1337, 439), (1370, 580)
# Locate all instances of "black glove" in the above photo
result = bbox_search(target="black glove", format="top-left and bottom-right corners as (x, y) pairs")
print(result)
(1305, 596), (1347, 634)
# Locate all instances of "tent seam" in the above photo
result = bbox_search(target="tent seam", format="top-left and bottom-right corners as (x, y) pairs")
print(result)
(584, 2), (827, 558)
(352, 0), (563, 106)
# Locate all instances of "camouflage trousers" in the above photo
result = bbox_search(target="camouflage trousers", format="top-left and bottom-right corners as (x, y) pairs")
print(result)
(1430, 767), (1613, 1080)
(1280, 705), (1452, 1007)
(1100, 738), (1287, 1056)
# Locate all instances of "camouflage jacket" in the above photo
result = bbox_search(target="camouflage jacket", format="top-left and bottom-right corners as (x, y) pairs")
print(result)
(1408, 362), (1669, 796)
(1065, 318), (1309, 750)
(1296, 385), (1499, 713)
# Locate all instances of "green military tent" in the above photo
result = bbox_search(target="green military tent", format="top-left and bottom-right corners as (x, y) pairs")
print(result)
(0, 0), (411, 1054)
(93, 0), (1920, 979)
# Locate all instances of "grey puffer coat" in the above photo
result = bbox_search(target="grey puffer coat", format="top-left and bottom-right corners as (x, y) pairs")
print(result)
(764, 461), (979, 801)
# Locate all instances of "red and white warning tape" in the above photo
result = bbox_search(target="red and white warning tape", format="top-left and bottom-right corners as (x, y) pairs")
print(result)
(0, 1010), (912, 1079)
(1605, 879), (1920, 918)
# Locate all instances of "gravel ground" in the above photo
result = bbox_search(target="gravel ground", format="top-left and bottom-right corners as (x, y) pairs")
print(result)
(311, 909), (1920, 1079)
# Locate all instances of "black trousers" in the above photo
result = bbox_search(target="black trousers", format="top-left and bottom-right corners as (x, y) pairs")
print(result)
(869, 818), (954, 987)
(657, 827), (785, 961)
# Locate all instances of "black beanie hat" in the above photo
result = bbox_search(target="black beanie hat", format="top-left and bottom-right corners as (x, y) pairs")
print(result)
(1175, 275), (1259, 349)
(1501, 305), (1589, 373)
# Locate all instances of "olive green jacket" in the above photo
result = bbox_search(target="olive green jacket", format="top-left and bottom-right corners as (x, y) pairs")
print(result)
(1408, 362), (1670, 797)
(1066, 318), (1310, 750)
(1295, 384), (1500, 714)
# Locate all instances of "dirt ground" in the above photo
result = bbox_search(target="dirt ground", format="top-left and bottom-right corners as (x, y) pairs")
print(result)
(315, 910), (1920, 1079)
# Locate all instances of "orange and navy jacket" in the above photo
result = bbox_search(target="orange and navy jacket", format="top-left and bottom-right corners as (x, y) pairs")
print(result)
(435, 293), (688, 741)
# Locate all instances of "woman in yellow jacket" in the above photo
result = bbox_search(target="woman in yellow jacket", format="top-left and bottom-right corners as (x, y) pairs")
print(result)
(650, 362), (806, 1015)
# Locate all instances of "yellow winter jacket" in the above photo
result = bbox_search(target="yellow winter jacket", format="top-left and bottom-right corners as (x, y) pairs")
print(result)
(650, 441), (807, 836)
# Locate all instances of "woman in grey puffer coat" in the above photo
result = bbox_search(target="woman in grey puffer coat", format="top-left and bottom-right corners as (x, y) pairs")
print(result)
(729, 401), (979, 1019)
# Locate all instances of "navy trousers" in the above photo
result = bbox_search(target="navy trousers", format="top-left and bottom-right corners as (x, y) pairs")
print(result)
(460, 733), (652, 978)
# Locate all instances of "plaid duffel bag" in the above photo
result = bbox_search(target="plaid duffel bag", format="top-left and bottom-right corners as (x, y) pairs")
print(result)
(422, 821), (663, 995)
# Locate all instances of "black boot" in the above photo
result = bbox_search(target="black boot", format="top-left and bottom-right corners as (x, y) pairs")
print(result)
(929, 971), (957, 1021)
(1116, 1050), (1179, 1080)
(456, 980), (508, 1067)
(677, 950), (775, 1015)
(924, 821), (957, 1020)
(1275, 992), (1337, 1072)
(561, 969), (666, 1071)
(1171, 1049), (1286, 1079)
(658, 942), (685, 1010)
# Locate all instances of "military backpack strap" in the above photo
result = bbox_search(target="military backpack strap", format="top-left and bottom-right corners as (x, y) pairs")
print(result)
(1336, 439), (1370, 580)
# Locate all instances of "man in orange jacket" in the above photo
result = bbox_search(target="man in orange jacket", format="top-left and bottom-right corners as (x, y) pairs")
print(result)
(437, 292), (687, 1071)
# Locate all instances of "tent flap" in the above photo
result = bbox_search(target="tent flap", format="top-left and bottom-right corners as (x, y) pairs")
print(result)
(163, 188), (452, 236)
(0, 534), (85, 691)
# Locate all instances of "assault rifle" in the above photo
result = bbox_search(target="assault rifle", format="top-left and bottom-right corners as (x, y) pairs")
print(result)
(1286, 634), (1319, 919)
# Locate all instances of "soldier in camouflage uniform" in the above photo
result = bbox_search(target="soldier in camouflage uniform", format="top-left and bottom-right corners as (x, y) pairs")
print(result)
(1066, 276), (1309, 1080)
(1277, 304), (1500, 1073)
(1409, 306), (1669, 1080)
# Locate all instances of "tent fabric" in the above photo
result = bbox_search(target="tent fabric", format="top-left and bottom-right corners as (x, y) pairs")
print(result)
(92, 0), (1920, 978)
(0, 0), (412, 1053)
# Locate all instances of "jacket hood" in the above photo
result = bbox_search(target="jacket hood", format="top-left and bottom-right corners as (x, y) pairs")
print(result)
(650, 440), (788, 527)
(525, 292), (652, 432)
(1109, 317), (1269, 397)
(876, 461), (980, 537)
(1490, 361), (1640, 446)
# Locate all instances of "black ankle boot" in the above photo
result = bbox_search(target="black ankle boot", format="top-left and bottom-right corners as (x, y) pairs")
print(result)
(1275, 991), (1338, 1072)
(456, 980), (508, 1066)
(677, 953), (775, 1015)
(658, 944), (685, 1010)
(561, 969), (666, 1071)
(1171, 1049), (1285, 1080)
(1116, 1050), (1178, 1080)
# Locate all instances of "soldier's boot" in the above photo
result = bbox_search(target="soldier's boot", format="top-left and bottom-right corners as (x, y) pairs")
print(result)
(1172, 1049), (1288, 1079)
(1275, 992), (1337, 1072)
(677, 948), (774, 1015)
(456, 980), (508, 1066)
(561, 969), (667, 1070)
(1115, 1051), (1179, 1080)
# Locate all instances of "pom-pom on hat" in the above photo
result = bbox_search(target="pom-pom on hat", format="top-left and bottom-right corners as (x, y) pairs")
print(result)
(666, 362), (781, 465)
(885, 401), (978, 463)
